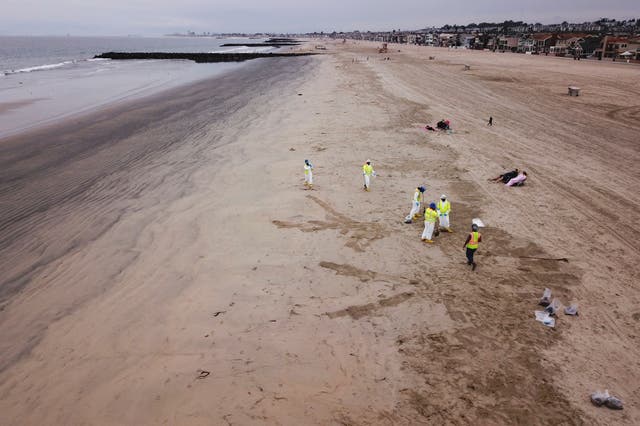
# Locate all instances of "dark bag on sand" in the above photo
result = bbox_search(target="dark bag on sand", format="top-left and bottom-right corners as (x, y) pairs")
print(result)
(591, 391), (623, 410)
(605, 397), (623, 410)
(501, 171), (518, 183)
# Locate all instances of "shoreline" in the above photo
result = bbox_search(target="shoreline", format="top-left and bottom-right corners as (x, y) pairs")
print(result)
(0, 55), (314, 307)
(0, 35), (304, 140)
(0, 60), (250, 140)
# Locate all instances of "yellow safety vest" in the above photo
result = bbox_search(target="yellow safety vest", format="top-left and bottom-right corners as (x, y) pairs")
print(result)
(304, 165), (312, 174)
(437, 200), (450, 215)
(467, 232), (480, 249)
(363, 164), (373, 175)
(424, 208), (438, 223)
(413, 189), (422, 203)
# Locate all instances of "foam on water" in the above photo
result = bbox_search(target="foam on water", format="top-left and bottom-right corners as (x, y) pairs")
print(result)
(3, 61), (76, 76)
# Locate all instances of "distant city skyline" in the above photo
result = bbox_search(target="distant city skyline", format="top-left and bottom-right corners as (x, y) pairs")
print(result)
(1, 0), (639, 36)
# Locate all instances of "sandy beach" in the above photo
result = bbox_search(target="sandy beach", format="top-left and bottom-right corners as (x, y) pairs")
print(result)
(1, 40), (640, 425)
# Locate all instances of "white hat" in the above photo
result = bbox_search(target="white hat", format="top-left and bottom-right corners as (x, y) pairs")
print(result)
(366, 159), (371, 163)
(441, 194), (447, 199)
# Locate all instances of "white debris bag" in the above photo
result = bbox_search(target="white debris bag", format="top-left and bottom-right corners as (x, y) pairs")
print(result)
(472, 218), (485, 227)
(591, 390), (623, 409)
(544, 299), (561, 316)
(564, 303), (579, 316)
(534, 310), (555, 327)
(591, 390), (610, 406)
(539, 288), (551, 307)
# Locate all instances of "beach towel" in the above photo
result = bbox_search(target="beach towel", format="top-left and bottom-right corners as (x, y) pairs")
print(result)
(506, 174), (527, 187)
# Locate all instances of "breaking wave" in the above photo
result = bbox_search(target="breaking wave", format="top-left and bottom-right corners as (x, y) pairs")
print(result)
(3, 60), (75, 76)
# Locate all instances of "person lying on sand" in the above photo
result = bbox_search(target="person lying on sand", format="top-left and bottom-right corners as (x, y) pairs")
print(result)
(436, 119), (450, 130)
(489, 169), (518, 183)
(490, 169), (517, 183)
(506, 171), (527, 187)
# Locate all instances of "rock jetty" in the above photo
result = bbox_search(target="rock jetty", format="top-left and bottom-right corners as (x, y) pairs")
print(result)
(94, 52), (318, 63)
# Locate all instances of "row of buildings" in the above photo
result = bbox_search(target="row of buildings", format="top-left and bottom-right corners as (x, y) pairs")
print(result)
(320, 19), (640, 61)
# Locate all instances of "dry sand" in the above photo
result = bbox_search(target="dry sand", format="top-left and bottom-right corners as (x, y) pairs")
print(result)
(1, 41), (639, 425)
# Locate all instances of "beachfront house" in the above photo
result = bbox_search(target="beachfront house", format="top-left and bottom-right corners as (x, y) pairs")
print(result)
(460, 34), (476, 49)
(536, 34), (555, 53)
(438, 33), (455, 47)
(531, 33), (556, 54)
(551, 34), (586, 56)
(422, 33), (435, 46)
(621, 37), (640, 61)
(497, 36), (519, 52)
(485, 36), (497, 51)
(549, 34), (584, 56)
(405, 31), (436, 46)
(390, 32), (408, 44)
(518, 36), (536, 53)
(470, 33), (490, 50)
(594, 36), (640, 60)
(579, 35), (603, 57)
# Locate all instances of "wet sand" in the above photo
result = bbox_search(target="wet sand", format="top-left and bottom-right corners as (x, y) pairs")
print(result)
(1, 42), (640, 425)
(0, 59), (245, 139)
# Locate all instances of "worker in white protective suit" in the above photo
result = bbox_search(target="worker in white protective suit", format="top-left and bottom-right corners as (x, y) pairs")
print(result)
(437, 194), (452, 232)
(362, 159), (376, 191)
(422, 203), (438, 243)
(304, 159), (313, 188)
(404, 186), (426, 223)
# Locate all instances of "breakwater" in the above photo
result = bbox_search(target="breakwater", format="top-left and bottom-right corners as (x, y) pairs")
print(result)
(221, 38), (300, 47)
(220, 43), (299, 47)
(94, 52), (318, 63)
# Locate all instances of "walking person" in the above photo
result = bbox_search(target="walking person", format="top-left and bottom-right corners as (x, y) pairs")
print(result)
(362, 160), (376, 191)
(437, 194), (452, 232)
(463, 224), (482, 271)
(404, 186), (426, 223)
(488, 116), (493, 126)
(421, 203), (438, 243)
(304, 159), (314, 188)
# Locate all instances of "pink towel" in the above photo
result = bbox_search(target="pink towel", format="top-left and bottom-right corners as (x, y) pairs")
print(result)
(506, 174), (526, 186)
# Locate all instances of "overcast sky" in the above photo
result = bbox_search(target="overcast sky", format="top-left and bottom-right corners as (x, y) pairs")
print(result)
(1, 0), (639, 36)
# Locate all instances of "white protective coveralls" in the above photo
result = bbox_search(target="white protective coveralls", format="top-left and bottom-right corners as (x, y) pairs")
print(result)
(304, 161), (313, 186)
(405, 188), (423, 222)
(362, 161), (375, 190)
(437, 197), (451, 230)
(422, 207), (438, 242)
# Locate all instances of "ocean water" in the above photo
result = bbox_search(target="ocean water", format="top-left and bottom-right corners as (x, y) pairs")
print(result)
(0, 36), (274, 137)
(0, 35), (272, 74)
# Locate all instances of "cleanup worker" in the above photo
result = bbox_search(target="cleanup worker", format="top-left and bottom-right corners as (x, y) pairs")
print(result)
(437, 194), (452, 232)
(304, 159), (313, 188)
(404, 186), (426, 223)
(421, 202), (438, 243)
(463, 224), (482, 271)
(362, 160), (376, 191)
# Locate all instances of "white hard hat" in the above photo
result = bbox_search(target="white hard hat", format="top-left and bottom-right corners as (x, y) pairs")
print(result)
(441, 194), (447, 199)
(366, 159), (371, 163)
